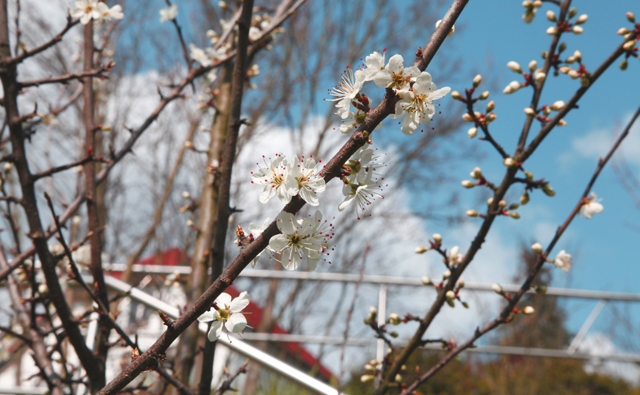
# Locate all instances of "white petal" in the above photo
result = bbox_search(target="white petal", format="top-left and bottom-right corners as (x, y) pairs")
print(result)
(198, 310), (215, 323)
(307, 258), (318, 271)
(373, 70), (393, 88)
(387, 54), (404, 72)
(339, 195), (356, 211)
(300, 187), (319, 206)
(590, 202), (603, 214)
(215, 293), (232, 307)
(230, 292), (250, 312)
(208, 321), (223, 341)
(225, 313), (247, 333)
(259, 184), (276, 204)
(276, 212), (297, 234)
(269, 234), (289, 252)
(281, 247), (302, 270)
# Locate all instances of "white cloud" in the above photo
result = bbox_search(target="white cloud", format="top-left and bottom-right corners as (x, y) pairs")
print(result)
(571, 112), (640, 166)
(580, 332), (640, 386)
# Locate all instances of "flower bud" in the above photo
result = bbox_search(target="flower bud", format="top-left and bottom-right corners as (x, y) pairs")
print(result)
(503, 157), (516, 167)
(451, 90), (461, 100)
(492, 283), (504, 295)
(388, 313), (401, 325)
(524, 107), (536, 116)
(470, 167), (482, 179)
(576, 14), (588, 24)
(415, 246), (428, 254)
(443, 270), (451, 280)
(623, 39), (637, 51)
(395, 374), (403, 383)
(184, 141), (194, 149)
(573, 50), (582, 62)
(535, 285), (548, 294)
(479, 91), (490, 100)
(566, 56), (576, 64)
(219, 1), (228, 9)
(421, 276), (432, 285)
(461, 180), (476, 189)
(370, 306), (377, 315)
(547, 26), (558, 35)
(186, 219), (194, 227)
(462, 113), (474, 122)
(486, 100), (495, 112)
(618, 27), (630, 35)
(568, 7), (577, 19)
(572, 26), (583, 34)
(534, 72), (546, 82)
(433, 233), (442, 243)
(389, 331), (399, 338)
(558, 42), (567, 53)
(523, 306), (535, 315)
(509, 212), (521, 219)
(466, 209), (479, 217)
(541, 51), (548, 59)
(468, 127), (478, 138)
(473, 74), (482, 87)
(507, 61), (522, 73)
(557, 119), (567, 126)
(446, 290), (456, 300)
(520, 191), (530, 205)
(509, 203), (520, 210)
(568, 69), (580, 79)
(528, 60), (537, 72)
(525, 171), (533, 180)
(522, 9), (536, 24)
(550, 100), (565, 111)
(503, 85), (513, 94)
(487, 197), (494, 206)
(533, 0), (541, 6)
(361, 375), (375, 383)
(542, 183), (556, 196)
(546, 10), (556, 21)
(487, 113), (497, 122)
(522, 1), (532, 7)
(498, 200), (507, 208)
(458, 279), (465, 288)
(531, 242), (543, 254)
(462, 301), (469, 308)
(627, 12), (635, 23)
(182, 191), (191, 199)
(620, 59), (628, 71)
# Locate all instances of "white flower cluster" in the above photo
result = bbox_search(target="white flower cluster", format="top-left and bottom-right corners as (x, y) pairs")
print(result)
(251, 153), (326, 206)
(339, 144), (386, 219)
(71, 0), (124, 25)
(329, 51), (451, 135)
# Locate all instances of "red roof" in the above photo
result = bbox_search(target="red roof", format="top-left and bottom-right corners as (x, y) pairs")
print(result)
(110, 248), (333, 380)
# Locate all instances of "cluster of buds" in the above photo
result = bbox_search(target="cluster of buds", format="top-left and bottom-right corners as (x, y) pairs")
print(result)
(445, 279), (468, 308)
(487, 197), (521, 220)
(458, 75), (497, 134)
(617, 12), (639, 70)
(360, 360), (380, 383)
(504, 60), (546, 94)
(522, 1), (543, 24)
(524, 100), (567, 126)
(179, 190), (197, 214)
(546, 7), (587, 36)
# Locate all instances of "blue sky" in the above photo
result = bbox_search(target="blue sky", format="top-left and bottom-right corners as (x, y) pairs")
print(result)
(429, 0), (640, 346)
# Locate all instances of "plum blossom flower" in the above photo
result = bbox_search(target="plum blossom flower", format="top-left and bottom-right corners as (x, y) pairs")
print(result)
(343, 144), (386, 184)
(373, 54), (420, 90)
(328, 67), (365, 119)
(447, 246), (463, 267)
(251, 153), (293, 204)
(95, 2), (123, 22)
(269, 211), (331, 270)
(242, 217), (272, 267)
(70, 0), (100, 24)
(339, 170), (384, 219)
(362, 51), (386, 81)
(189, 44), (213, 67)
(198, 291), (250, 341)
(249, 26), (262, 41)
(285, 156), (325, 206)
(390, 72), (451, 135)
(553, 250), (572, 271)
(159, 4), (178, 23)
(578, 192), (603, 219)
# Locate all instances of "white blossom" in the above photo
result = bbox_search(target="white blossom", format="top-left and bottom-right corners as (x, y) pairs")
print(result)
(338, 169), (384, 219)
(390, 72), (450, 135)
(251, 153), (293, 204)
(198, 292), (250, 341)
(447, 246), (463, 267)
(189, 44), (213, 67)
(285, 155), (326, 206)
(553, 250), (572, 271)
(362, 51), (386, 81)
(343, 144), (385, 184)
(373, 54), (420, 90)
(159, 4), (178, 23)
(578, 192), (603, 219)
(245, 217), (272, 267)
(249, 26), (262, 41)
(328, 67), (365, 119)
(269, 211), (332, 271)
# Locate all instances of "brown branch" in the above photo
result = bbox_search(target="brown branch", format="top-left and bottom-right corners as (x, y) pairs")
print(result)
(155, 366), (194, 395)
(164, 0), (192, 70)
(32, 155), (95, 180)
(213, 360), (249, 395)
(1, 15), (79, 66)
(400, 104), (640, 395)
(198, 2), (255, 394)
(19, 64), (112, 88)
